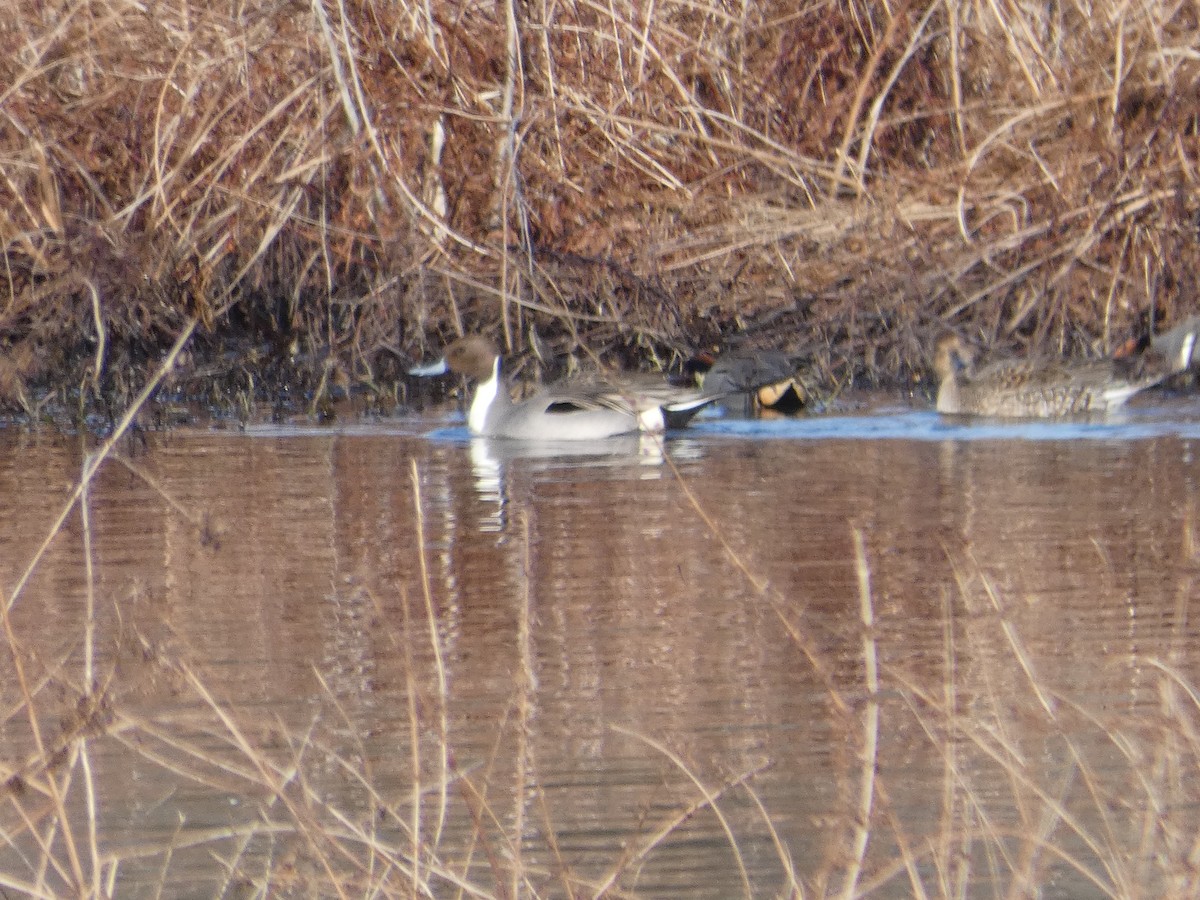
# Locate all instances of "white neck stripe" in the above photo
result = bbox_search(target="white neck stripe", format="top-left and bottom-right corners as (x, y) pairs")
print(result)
(468, 356), (501, 434)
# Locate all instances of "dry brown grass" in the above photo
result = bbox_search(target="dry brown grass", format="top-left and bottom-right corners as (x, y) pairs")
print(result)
(0, 0), (1197, 410)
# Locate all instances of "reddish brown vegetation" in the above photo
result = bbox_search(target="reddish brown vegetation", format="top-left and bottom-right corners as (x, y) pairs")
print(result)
(0, 0), (1198, 412)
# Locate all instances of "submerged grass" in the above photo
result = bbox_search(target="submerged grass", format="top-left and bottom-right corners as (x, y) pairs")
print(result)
(1, 0), (1199, 414)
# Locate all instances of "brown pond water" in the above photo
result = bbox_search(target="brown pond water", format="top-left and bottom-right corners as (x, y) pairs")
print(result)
(3, 401), (1200, 898)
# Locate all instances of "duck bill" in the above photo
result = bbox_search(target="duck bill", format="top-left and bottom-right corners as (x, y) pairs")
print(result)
(409, 357), (449, 377)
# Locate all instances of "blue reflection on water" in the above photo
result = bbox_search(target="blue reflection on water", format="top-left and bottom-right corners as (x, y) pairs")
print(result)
(689, 407), (1200, 442)
(422, 424), (471, 441)
(241, 392), (1200, 445)
(416, 404), (1200, 444)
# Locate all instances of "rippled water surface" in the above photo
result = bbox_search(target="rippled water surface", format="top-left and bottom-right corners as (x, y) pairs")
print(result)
(3, 398), (1200, 897)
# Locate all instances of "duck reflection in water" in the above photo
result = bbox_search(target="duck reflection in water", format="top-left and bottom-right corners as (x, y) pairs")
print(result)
(466, 433), (672, 534)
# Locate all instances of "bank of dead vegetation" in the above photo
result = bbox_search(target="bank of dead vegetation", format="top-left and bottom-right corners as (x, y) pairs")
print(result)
(0, 0), (1198, 413)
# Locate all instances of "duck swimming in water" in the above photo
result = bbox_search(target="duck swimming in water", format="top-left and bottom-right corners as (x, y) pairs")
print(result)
(932, 331), (1196, 418)
(410, 336), (729, 440)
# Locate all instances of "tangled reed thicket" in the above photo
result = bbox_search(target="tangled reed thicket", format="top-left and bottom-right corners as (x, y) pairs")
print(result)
(1, 0), (1198, 409)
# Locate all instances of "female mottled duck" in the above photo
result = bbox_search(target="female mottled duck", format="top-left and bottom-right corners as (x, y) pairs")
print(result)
(932, 332), (1195, 418)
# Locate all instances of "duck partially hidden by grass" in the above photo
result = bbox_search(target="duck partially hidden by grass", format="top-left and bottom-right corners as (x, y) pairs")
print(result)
(409, 336), (730, 440)
(1113, 315), (1200, 372)
(932, 331), (1196, 418)
(1151, 315), (1200, 372)
(684, 349), (806, 415)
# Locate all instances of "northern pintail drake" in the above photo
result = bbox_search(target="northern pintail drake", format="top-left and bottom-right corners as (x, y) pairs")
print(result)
(409, 336), (724, 440)
(933, 332), (1195, 418)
